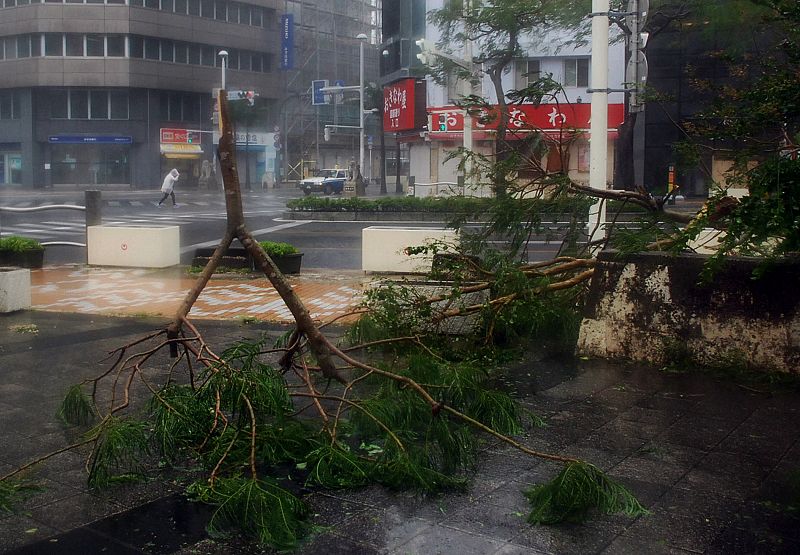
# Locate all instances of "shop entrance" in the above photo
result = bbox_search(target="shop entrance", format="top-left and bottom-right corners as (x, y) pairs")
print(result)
(50, 144), (130, 186)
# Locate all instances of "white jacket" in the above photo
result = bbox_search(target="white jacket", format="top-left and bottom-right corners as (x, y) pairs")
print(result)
(161, 169), (180, 193)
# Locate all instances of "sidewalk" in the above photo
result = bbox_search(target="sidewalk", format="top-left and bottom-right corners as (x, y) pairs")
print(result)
(3, 265), (800, 554)
(29, 265), (370, 324)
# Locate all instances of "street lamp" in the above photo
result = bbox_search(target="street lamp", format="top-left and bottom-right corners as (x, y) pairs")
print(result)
(357, 33), (368, 181)
(218, 50), (229, 90)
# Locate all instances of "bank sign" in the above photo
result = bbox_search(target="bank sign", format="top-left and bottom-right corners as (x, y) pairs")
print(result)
(383, 78), (427, 133)
(49, 135), (132, 144)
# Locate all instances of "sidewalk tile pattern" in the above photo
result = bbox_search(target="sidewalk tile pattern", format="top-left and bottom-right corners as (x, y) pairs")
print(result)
(30, 266), (366, 324)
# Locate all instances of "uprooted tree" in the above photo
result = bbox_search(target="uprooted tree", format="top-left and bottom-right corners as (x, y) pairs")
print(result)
(0, 92), (659, 550)
(3, 1), (799, 550)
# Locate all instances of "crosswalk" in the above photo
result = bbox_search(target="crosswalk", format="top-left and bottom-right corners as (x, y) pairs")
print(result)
(0, 195), (291, 243)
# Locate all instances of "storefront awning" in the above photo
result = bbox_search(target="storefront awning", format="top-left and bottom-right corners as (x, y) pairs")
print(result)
(160, 144), (204, 157)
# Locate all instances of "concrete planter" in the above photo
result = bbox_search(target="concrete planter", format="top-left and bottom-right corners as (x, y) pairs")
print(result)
(0, 249), (44, 269)
(192, 247), (252, 270)
(0, 267), (32, 312)
(192, 248), (303, 274)
(87, 225), (180, 268)
(272, 253), (303, 274)
(362, 226), (460, 273)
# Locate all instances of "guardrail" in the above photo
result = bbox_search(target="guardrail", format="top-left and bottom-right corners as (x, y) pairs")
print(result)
(0, 190), (102, 248)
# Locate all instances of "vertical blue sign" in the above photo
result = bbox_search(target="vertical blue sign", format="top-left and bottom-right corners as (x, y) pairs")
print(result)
(280, 14), (294, 70)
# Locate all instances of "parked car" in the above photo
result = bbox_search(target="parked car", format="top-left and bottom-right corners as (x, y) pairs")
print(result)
(299, 168), (347, 195)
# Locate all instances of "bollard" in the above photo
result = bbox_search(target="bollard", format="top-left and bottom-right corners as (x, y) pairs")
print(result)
(85, 190), (102, 227)
(85, 190), (101, 264)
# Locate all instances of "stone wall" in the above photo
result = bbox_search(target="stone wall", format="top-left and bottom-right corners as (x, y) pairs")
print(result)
(577, 250), (800, 373)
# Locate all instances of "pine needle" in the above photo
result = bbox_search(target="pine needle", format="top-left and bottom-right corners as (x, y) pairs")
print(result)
(304, 443), (373, 489)
(188, 476), (309, 549)
(525, 461), (649, 524)
(0, 478), (42, 514)
(87, 418), (151, 489)
(57, 384), (96, 426)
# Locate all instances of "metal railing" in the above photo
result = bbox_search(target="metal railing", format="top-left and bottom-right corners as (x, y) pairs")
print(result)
(0, 190), (102, 248)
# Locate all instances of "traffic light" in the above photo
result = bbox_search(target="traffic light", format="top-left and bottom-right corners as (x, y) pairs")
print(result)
(324, 126), (331, 142)
(437, 114), (447, 131)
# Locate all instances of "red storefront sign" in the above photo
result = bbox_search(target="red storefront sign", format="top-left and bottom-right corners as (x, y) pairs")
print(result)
(160, 128), (201, 144)
(160, 128), (189, 143)
(383, 78), (427, 132)
(429, 103), (625, 137)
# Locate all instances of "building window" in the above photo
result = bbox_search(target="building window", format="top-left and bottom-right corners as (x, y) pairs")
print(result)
(65, 34), (83, 56)
(145, 38), (160, 60)
(90, 90), (108, 119)
(174, 42), (188, 64)
(86, 34), (104, 56)
(107, 35), (125, 57)
(161, 39), (174, 62)
(161, 0), (173, 11)
(16, 36), (30, 58)
(49, 89), (129, 120)
(50, 90), (68, 118)
(175, 0), (186, 13)
(187, 0), (199, 16)
(110, 91), (129, 119)
(44, 34), (63, 56)
(563, 58), (589, 88)
(129, 36), (144, 58)
(70, 90), (89, 118)
(0, 91), (21, 120)
(519, 59), (541, 87)
(1, 31), (270, 75)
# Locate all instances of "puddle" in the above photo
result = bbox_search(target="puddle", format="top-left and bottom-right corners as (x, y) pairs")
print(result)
(8, 493), (212, 554)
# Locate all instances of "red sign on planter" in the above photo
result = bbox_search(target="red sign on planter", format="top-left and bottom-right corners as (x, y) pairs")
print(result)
(383, 78), (427, 133)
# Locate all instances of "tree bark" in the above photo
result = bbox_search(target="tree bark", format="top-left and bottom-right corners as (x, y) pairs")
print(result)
(168, 91), (346, 383)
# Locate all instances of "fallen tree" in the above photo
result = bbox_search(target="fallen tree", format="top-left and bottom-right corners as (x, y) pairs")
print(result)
(0, 93), (653, 549)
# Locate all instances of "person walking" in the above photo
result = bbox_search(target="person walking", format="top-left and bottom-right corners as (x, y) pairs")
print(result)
(157, 168), (180, 207)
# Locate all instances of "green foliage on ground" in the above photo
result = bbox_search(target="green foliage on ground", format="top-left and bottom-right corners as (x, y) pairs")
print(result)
(0, 477), (41, 514)
(57, 384), (96, 426)
(0, 236), (44, 252)
(525, 462), (649, 524)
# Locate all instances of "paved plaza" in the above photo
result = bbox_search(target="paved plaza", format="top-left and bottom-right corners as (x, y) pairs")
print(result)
(1, 266), (799, 554)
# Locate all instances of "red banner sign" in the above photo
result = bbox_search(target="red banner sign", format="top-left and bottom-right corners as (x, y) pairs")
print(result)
(160, 128), (200, 144)
(429, 103), (625, 135)
(383, 78), (427, 132)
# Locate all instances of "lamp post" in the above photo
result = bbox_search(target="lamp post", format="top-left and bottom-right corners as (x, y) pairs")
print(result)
(588, 0), (609, 251)
(218, 50), (229, 90)
(357, 33), (368, 180)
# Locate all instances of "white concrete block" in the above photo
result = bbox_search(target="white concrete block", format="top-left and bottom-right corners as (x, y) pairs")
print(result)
(362, 226), (459, 273)
(87, 225), (180, 268)
(0, 267), (31, 312)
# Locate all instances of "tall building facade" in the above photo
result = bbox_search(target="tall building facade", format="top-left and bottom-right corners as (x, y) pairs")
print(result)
(0, 0), (382, 190)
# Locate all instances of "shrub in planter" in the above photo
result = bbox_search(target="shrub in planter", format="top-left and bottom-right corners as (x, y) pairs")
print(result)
(258, 241), (303, 274)
(0, 236), (45, 269)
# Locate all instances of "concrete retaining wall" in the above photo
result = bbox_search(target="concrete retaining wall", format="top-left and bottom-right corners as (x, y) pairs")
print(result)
(577, 250), (800, 373)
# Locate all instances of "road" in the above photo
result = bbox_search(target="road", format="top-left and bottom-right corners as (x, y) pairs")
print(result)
(0, 187), (510, 269)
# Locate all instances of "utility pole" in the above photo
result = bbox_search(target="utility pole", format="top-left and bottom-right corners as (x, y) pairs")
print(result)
(588, 0), (610, 251)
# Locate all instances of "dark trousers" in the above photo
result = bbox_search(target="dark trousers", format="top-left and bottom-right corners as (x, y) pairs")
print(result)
(158, 191), (176, 205)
